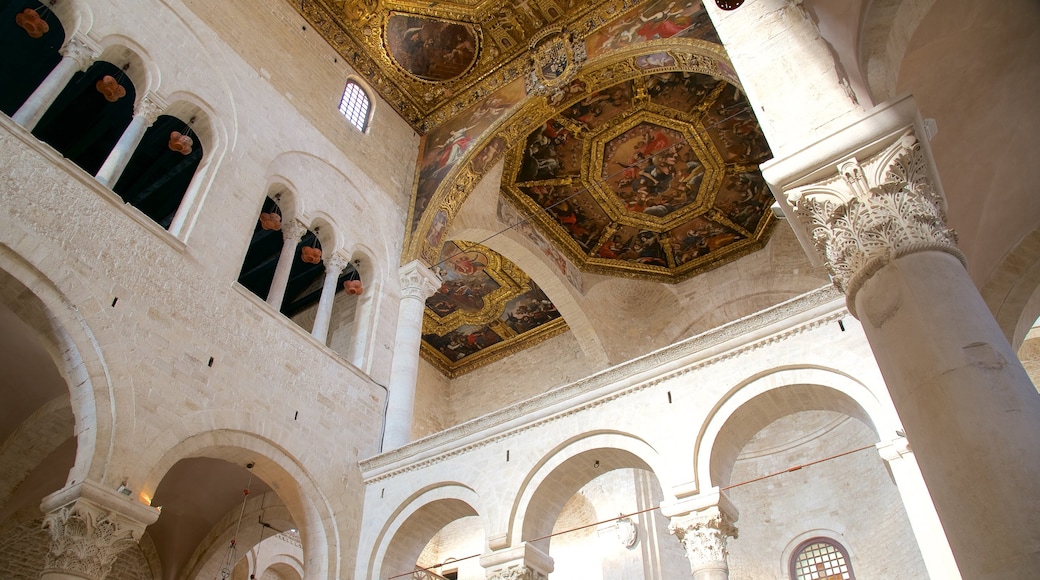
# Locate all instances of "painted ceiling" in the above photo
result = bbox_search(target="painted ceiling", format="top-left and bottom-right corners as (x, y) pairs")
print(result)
(502, 72), (774, 281)
(290, 0), (776, 372)
(421, 241), (566, 377)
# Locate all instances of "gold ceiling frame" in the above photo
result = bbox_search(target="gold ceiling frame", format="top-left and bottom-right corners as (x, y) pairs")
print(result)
(294, 0), (627, 131)
(404, 38), (739, 269)
(422, 240), (529, 335)
(420, 316), (569, 378)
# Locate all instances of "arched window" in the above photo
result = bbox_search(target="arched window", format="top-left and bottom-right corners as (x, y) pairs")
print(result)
(338, 81), (370, 132)
(790, 538), (855, 580)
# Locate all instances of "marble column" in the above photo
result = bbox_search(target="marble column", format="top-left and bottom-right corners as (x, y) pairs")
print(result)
(666, 491), (738, 580)
(311, 254), (348, 344)
(95, 93), (165, 187)
(13, 34), (99, 131)
(266, 219), (306, 309)
(382, 260), (441, 450)
(479, 543), (553, 580)
(38, 481), (160, 580)
(876, 436), (961, 579)
(763, 95), (1040, 579)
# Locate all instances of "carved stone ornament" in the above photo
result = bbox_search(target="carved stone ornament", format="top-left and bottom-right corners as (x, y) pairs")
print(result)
(42, 502), (140, 580)
(399, 260), (442, 301)
(786, 130), (964, 309)
(616, 516), (638, 548)
(486, 564), (548, 580)
(669, 512), (737, 570)
(526, 26), (587, 99)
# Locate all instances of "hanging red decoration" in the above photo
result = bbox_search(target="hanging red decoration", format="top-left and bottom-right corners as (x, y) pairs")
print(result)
(168, 131), (193, 155)
(343, 280), (364, 295)
(300, 246), (322, 264)
(15, 9), (49, 38)
(259, 212), (282, 231)
(95, 75), (126, 102)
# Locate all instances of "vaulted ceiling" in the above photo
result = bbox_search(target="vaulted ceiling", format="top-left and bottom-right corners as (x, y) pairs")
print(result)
(288, 0), (776, 374)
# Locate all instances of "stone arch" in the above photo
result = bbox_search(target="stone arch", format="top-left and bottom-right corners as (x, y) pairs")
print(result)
(404, 37), (738, 266)
(161, 93), (228, 237)
(696, 366), (898, 490)
(510, 431), (675, 550)
(185, 491), (297, 579)
(859, 0), (936, 103)
(342, 243), (384, 371)
(780, 527), (859, 580)
(50, 0), (92, 41)
(253, 551), (305, 580)
(368, 483), (487, 580)
(0, 244), (112, 491)
(981, 226), (1040, 350)
(94, 35), (157, 97)
(138, 429), (340, 580)
(306, 213), (345, 256)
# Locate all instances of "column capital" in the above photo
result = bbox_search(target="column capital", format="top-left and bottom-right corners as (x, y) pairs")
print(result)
(324, 253), (350, 274)
(876, 435), (912, 462)
(398, 259), (441, 301)
(762, 96), (964, 317)
(62, 34), (101, 71)
(480, 543), (553, 579)
(135, 93), (167, 125)
(668, 493), (739, 576)
(40, 481), (160, 580)
(281, 219), (307, 242)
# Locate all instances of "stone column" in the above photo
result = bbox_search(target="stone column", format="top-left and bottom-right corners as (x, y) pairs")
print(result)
(763, 95), (1040, 579)
(310, 254), (348, 344)
(266, 219), (307, 309)
(381, 260), (441, 450)
(876, 436), (961, 579)
(480, 543), (553, 580)
(94, 93), (165, 187)
(38, 481), (160, 580)
(666, 491), (738, 580)
(13, 34), (99, 131)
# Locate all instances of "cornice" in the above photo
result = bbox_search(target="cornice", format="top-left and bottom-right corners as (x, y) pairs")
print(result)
(361, 284), (845, 481)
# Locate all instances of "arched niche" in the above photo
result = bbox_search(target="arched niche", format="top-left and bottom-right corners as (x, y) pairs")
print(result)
(0, 0), (66, 115)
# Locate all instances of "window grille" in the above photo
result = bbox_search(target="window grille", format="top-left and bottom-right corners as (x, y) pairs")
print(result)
(338, 81), (370, 132)
(791, 538), (854, 580)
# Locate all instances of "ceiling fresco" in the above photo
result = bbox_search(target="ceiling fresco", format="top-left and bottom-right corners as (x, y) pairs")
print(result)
(501, 72), (775, 281)
(421, 241), (567, 377)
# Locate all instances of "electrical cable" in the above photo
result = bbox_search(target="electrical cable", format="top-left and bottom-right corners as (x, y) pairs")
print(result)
(383, 443), (875, 579)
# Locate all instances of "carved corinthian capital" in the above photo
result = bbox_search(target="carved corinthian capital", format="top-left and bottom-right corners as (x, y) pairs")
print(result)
(399, 259), (441, 302)
(787, 131), (963, 307)
(42, 502), (140, 580)
(763, 97), (965, 316)
(486, 565), (548, 580)
(669, 509), (738, 573)
(39, 481), (159, 580)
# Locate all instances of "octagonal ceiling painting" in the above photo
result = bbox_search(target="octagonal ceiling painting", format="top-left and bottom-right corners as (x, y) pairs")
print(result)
(502, 71), (775, 282)
(421, 241), (567, 377)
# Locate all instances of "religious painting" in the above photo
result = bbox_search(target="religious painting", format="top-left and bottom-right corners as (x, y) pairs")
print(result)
(500, 287), (560, 334)
(520, 185), (610, 254)
(701, 83), (772, 165)
(412, 78), (526, 236)
(420, 241), (569, 376)
(713, 172), (773, 233)
(584, 0), (714, 58)
(426, 242), (499, 317)
(515, 119), (581, 182)
(600, 122), (703, 218)
(473, 136), (506, 174)
(385, 14), (478, 82)
(598, 225), (669, 267)
(423, 324), (504, 362)
(669, 216), (745, 266)
(635, 52), (677, 70)
(647, 71), (722, 111)
(559, 81), (634, 130)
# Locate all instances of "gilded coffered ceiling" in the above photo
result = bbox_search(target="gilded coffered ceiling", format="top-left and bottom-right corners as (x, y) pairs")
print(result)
(292, 0), (655, 132)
